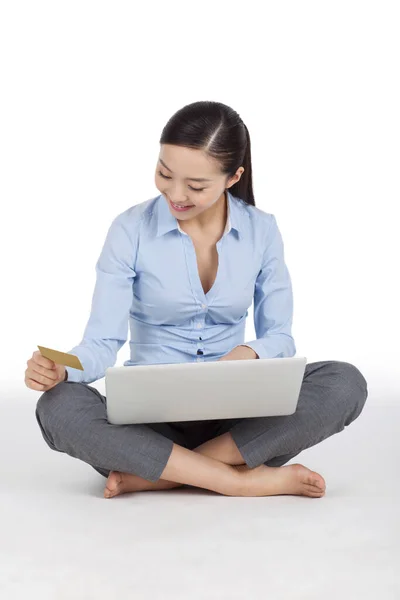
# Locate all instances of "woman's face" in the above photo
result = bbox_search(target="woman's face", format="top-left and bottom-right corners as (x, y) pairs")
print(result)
(154, 144), (243, 219)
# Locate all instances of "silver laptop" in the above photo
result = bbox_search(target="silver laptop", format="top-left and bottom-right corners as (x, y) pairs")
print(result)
(105, 356), (307, 425)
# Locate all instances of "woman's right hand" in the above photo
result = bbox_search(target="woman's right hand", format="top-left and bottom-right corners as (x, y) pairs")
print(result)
(25, 350), (66, 392)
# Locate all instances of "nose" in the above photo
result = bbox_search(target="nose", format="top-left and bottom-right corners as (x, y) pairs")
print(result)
(164, 181), (189, 202)
(167, 192), (189, 205)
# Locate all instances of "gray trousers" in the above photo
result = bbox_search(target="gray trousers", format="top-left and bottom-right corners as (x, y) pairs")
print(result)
(35, 360), (368, 483)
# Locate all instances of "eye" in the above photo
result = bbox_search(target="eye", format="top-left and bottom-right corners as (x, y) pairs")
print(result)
(158, 170), (205, 192)
(158, 170), (172, 180)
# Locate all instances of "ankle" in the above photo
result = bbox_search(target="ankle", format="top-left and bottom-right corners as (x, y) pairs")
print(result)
(224, 465), (247, 497)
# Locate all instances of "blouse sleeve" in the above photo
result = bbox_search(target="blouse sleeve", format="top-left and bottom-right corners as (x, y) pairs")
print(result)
(242, 214), (296, 360)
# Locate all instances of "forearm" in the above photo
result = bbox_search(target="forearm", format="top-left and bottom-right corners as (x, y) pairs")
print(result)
(219, 345), (259, 361)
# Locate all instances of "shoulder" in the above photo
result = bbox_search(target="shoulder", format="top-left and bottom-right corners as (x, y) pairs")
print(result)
(110, 196), (158, 237)
(233, 194), (276, 237)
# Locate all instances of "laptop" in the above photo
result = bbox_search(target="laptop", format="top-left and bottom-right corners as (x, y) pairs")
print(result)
(105, 356), (307, 425)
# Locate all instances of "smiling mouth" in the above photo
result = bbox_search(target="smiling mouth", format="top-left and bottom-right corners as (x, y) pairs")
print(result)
(170, 200), (194, 208)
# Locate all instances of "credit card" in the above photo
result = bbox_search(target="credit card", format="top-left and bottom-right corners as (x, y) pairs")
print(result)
(37, 345), (84, 370)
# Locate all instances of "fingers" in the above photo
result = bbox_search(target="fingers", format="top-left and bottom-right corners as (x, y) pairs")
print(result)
(25, 378), (47, 391)
(25, 351), (61, 391)
(28, 363), (58, 383)
(32, 350), (56, 371)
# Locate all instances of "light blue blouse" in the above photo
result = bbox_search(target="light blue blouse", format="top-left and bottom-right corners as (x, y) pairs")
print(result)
(66, 190), (296, 383)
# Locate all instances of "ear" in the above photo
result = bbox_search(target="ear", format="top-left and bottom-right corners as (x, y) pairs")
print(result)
(226, 166), (245, 188)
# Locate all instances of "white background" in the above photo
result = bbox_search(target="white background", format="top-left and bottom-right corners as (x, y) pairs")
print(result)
(1, 4), (399, 600)
(1, 1), (399, 404)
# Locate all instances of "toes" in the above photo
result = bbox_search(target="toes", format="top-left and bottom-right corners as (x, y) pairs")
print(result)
(309, 474), (326, 490)
(304, 486), (325, 497)
(104, 484), (120, 499)
(104, 471), (123, 498)
(306, 478), (318, 488)
(304, 482), (326, 497)
(293, 465), (326, 490)
(313, 480), (325, 490)
(305, 483), (325, 493)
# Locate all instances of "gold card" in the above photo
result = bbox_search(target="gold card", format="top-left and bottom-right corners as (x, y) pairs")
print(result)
(37, 345), (84, 370)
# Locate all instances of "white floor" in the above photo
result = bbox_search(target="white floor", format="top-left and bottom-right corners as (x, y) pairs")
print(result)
(1, 392), (398, 600)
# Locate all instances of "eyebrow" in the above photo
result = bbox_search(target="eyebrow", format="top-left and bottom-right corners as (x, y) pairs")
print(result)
(159, 158), (213, 182)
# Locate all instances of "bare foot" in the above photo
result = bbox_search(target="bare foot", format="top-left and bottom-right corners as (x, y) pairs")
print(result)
(103, 465), (252, 499)
(104, 471), (183, 498)
(238, 463), (326, 498)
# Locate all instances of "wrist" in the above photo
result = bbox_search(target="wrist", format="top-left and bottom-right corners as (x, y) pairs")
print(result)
(238, 345), (259, 359)
(220, 345), (258, 361)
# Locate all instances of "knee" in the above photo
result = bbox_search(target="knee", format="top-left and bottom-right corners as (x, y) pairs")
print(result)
(35, 381), (76, 435)
(334, 361), (368, 423)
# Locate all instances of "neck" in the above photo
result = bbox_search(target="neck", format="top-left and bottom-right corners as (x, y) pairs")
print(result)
(179, 191), (227, 236)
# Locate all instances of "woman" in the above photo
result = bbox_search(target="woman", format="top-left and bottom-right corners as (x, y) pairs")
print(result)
(26, 100), (368, 499)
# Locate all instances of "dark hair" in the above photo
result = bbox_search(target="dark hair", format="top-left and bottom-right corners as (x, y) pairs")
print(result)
(159, 101), (255, 206)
